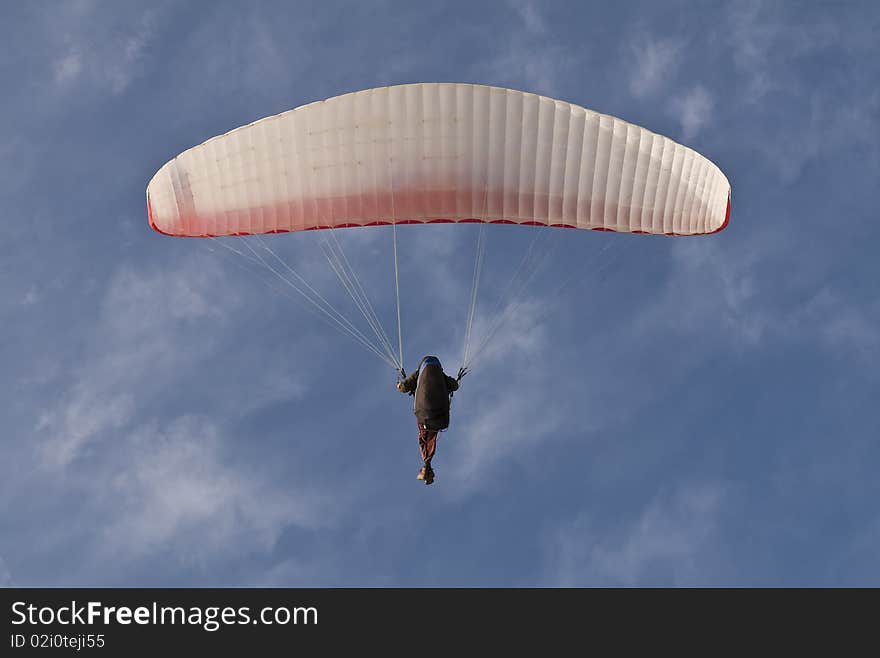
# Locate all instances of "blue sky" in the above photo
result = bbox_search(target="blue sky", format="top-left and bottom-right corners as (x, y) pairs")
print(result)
(2, 0), (878, 586)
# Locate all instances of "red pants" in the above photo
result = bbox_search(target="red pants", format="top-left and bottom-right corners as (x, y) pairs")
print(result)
(417, 421), (439, 465)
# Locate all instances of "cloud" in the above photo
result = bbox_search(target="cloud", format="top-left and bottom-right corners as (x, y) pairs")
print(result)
(547, 483), (728, 585)
(628, 37), (682, 98)
(433, 237), (749, 499)
(15, 248), (348, 582)
(795, 288), (880, 363)
(48, 5), (159, 95)
(37, 394), (136, 470)
(721, 3), (878, 182)
(670, 85), (714, 141)
(508, 0), (548, 36)
(642, 237), (769, 347)
(21, 286), (40, 306)
(725, 1), (841, 104)
(97, 416), (327, 562)
(54, 51), (83, 84)
(474, 1), (572, 97)
(34, 259), (225, 469)
(627, 217), (880, 387)
(439, 294), (571, 495)
(760, 90), (879, 183)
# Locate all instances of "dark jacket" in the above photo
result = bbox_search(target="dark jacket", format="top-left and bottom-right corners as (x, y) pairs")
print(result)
(399, 360), (459, 430)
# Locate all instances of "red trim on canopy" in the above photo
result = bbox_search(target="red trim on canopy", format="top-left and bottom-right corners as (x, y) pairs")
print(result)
(146, 196), (731, 238)
(707, 194), (731, 235)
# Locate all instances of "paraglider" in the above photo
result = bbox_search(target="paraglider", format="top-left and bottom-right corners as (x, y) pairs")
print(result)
(397, 356), (461, 485)
(147, 83), (730, 484)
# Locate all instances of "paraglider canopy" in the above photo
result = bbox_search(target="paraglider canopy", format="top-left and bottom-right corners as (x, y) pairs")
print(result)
(147, 83), (730, 239)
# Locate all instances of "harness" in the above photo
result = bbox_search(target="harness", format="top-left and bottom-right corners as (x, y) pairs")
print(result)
(407, 355), (464, 432)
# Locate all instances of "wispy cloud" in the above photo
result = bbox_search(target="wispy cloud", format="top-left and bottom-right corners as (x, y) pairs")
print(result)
(35, 260), (225, 469)
(722, 2), (878, 182)
(547, 483), (728, 585)
(629, 219), (880, 383)
(642, 237), (770, 348)
(475, 1), (572, 96)
(98, 416), (328, 562)
(759, 89), (879, 183)
(21, 286), (40, 306)
(670, 85), (715, 142)
(37, 394), (136, 470)
(54, 51), (83, 85)
(444, 299), (561, 491)
(726, 1), (840, 104)
(796, 288), (880, 363)
(16, 251), (345, 582)
(49, 6), (159, 95)
(627, 36), (683, 98)
(509, 0), (548, 36)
